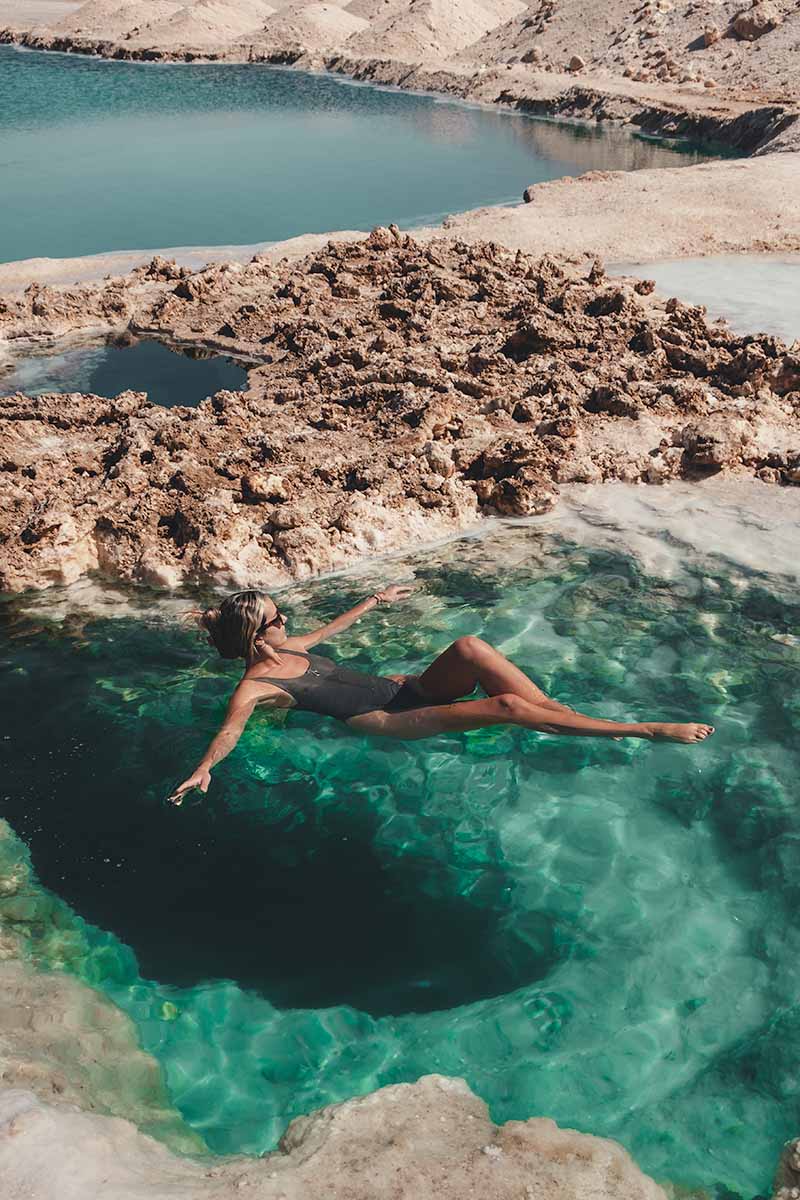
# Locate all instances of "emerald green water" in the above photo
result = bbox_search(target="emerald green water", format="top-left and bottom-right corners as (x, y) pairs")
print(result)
(1, 523), (798, 1197)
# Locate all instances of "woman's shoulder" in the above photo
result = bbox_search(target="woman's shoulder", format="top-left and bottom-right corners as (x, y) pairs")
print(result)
(234, 674), (289, 707)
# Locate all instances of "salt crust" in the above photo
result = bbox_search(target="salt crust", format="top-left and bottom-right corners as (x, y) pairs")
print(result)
(0, 1070), (670, 1200)
(14, 479), (800, 624)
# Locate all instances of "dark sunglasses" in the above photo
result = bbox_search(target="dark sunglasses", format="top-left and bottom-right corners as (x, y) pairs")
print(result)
(262, 609), (286, 631)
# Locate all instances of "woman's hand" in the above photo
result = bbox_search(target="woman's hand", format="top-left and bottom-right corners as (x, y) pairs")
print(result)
(167, 767), (211, 806)
(374, 585), (415, 605)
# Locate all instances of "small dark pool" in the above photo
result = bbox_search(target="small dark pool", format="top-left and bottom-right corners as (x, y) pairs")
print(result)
(0, 338), (249, 407)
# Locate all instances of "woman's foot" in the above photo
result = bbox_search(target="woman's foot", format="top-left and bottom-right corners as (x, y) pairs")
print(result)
(647, 722), (715, 744)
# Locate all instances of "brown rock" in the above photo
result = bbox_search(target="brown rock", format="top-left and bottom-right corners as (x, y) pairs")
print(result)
(768, 354), (800, 396)
(703, 23), (721, 45)
(486, 469), (559, 516)
(731, 1), (782, 40)
(679, 417), (753, 469)
(1, 233), (797, 594)
(241, 471), (290, 503)
(568, 54), (586, 71)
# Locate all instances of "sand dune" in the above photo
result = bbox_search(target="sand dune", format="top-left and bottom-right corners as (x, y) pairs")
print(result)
(345, 0), (511, 62)
(342, 0), (411, 21)
(49, 0), (526, 62)
(41, 0), (800, 100)
(245, 0), (367, 51)
(52, 0), (183, 38)
(131, 0), (275, 48)
(0, 0), (80, 29)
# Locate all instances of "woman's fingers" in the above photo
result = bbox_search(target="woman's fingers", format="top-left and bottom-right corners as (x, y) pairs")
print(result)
(168, 769), (210, 806)
(168, 779), (197, 805)
(379, 584), (416, 602)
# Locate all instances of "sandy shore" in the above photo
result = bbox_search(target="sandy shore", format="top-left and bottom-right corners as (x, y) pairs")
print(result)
(431, 152), (800, 261)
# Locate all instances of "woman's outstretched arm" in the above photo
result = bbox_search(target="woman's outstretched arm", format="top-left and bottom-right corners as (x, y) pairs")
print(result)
(287, 584), (414, 650)
(168, 687), (258, 805)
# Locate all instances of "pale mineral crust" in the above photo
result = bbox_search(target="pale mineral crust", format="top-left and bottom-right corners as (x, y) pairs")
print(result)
(1, 229), (799, 594)
(774, 1136), (800, 1198)
(0, 1073), (673, 1200)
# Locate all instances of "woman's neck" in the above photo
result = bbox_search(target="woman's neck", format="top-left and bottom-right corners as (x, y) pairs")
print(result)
(248, 642), (284, 668)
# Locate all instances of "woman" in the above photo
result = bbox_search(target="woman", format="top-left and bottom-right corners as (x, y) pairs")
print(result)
(168, 586), (714, 805)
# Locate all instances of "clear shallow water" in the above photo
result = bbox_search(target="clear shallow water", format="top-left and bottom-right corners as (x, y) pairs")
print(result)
(611, 255), (800, 343)
(0, 47), (713, 264)
(1, 523), (799, 1197)
(0, 338), (249, 405)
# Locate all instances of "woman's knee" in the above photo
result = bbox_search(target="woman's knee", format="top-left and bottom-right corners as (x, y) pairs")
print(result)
(492, 692), (528, 721)
(452, 635), (491, 662)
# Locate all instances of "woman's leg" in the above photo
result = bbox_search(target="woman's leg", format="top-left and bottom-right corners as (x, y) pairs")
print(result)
(349, 694), (714, 745)
(416, 636), (573, 713)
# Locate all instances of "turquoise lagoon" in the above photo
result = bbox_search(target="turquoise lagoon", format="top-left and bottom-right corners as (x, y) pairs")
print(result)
(0, 46), (712, 264)
(1, 510), (798, 1198)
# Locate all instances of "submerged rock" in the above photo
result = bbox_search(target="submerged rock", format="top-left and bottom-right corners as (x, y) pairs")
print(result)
(1, 233), (798, 594)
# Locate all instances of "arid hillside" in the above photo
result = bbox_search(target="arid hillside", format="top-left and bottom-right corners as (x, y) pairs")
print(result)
(5, 0), (798, 101)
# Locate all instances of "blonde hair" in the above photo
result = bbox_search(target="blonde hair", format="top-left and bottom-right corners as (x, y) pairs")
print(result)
(199, 590), (272, 661)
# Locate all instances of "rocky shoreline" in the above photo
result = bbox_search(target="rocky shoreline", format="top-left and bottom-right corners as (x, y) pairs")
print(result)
(2, 25), (799, 156)
(2, 228), (799, 594)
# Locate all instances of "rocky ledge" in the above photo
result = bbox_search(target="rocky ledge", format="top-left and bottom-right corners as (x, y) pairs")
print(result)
(1, 228), (799, 594)
(1, 1071), (671, 1200)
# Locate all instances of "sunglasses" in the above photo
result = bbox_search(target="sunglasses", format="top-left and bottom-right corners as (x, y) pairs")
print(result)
(262, 609), (286, 631)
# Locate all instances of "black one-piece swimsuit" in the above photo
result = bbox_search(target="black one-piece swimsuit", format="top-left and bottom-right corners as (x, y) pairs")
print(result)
(252, 650), (426, 722)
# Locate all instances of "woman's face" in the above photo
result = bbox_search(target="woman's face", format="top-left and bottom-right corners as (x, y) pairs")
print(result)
(258, 595), (288, 648)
